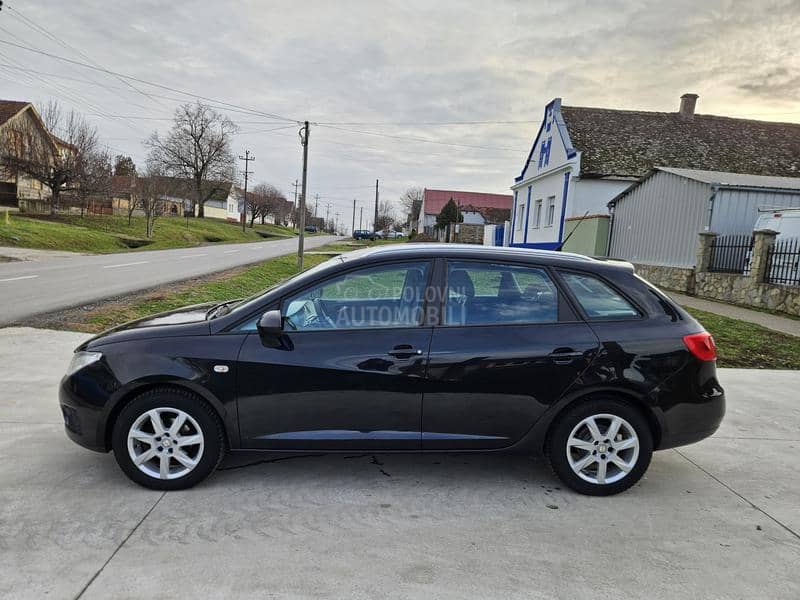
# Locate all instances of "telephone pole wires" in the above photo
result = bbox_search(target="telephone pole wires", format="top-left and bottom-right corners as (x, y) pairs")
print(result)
(238, 150), (255, 233)
(297, 122), (309, 270)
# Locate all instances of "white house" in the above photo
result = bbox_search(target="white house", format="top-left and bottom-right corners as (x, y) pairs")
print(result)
(510, 93), (800, 252)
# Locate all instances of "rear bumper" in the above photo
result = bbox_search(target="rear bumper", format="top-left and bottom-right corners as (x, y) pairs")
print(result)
(59, 376), (108, 452)
(655, 363), (726, 450)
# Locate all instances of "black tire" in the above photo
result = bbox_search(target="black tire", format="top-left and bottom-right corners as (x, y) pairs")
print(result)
(547, 397), (653, 496)
(111, 387), (226, 491)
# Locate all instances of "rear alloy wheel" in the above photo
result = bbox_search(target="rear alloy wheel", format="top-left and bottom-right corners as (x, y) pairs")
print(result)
(112, 388), (225, 490)
(548, 399), (653, 496)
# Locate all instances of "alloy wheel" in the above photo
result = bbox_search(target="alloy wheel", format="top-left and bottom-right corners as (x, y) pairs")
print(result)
(566, 413), (640, 485)
(126, 407), (205, 480)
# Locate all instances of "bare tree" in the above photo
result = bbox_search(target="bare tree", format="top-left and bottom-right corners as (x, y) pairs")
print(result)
(74, 149), (113, 217)
(250, 183), (289, 227)
(399, 186), (423, 229)
(137, 163), (181, 239)
(374, 198), (396, 232)
(0, 101), (100, 214)
(145, 102), (237, 218)
(113, 154), (136, 177)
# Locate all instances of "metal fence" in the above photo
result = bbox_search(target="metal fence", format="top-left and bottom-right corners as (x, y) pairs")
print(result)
(709, 234), (754, 274)
(765, 237), (800, 286)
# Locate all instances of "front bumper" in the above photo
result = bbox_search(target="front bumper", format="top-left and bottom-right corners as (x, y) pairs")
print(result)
(59, 376), (109, 453)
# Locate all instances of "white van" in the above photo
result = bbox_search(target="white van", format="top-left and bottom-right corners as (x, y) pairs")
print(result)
(752, 208), (800, 284)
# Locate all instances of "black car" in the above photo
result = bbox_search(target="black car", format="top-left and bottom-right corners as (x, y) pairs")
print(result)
(353, 229), (376, 240)
(60, 244), (724, 495)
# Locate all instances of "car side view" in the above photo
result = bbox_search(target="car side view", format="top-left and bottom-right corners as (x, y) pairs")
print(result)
(60, 244), (725, 495)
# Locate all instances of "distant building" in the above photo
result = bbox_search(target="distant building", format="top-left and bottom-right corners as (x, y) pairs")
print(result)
(0, 100), (62, 206)
(510, 94), (800, 253)
(609, 167), (800, 268)
(417, 189), (512, 239)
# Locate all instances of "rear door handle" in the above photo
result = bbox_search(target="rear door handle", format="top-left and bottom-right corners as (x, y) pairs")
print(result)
(548, 349), (584, 364)
(388, 345), (423, 358)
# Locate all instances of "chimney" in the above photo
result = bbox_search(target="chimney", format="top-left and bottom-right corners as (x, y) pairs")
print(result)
(679, 93), (699, 121)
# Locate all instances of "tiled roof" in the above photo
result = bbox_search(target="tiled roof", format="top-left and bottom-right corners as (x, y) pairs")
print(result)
(0, 100), (30, 127)
(561, 106), (800, 179)
(423, 189), (512, 215)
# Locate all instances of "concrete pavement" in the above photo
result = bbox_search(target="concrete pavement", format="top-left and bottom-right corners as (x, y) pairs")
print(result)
(0, 235), (339, 325)
(1, 326), (799, 599)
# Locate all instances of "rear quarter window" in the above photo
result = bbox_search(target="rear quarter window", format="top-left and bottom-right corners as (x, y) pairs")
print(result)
(560, 271), (640, 319)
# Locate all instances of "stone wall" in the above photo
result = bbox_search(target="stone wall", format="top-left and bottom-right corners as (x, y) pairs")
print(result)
(631, 229), (800, 317)
(630, 263), (696, 294)
(454, 223), (485, 245)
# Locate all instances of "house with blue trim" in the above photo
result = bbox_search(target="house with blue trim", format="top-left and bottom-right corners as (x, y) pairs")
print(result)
(509, 93), (800, 254)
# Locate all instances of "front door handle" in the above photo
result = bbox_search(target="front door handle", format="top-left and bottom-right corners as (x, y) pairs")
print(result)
(548, 349), (584, 364)
(388, 345), (423, 358)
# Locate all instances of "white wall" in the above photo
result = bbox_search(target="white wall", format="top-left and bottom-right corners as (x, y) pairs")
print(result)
(571, 178), (633, 216)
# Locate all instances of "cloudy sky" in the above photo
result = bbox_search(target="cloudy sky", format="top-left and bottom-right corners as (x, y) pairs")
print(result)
(1, 0), (798, 224)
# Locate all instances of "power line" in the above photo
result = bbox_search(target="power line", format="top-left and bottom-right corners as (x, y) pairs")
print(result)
(0, 38), (301, 124)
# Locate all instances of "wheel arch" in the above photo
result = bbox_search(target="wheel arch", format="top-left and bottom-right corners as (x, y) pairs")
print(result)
(534, 388), (663, 456)
(103, 380), (234, 452)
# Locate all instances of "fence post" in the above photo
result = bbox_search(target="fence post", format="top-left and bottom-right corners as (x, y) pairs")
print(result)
(695, 231), (718, 273)
(749, 229), (778, 283)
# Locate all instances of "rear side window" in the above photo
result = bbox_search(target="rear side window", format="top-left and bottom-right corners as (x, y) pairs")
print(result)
(560, 271), (639, 319)
(445, 261), (558, 325)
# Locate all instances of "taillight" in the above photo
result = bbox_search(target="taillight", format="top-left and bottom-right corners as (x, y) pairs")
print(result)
(683, 332), (717, 361)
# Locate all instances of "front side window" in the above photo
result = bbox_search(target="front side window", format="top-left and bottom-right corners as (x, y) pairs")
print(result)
(445, 261), (558, 326)
(560, 271), (639, 319)
(283, 261), (430, 331)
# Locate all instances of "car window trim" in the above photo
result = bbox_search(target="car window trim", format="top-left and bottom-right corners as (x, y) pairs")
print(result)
(553, 267), (646, 322)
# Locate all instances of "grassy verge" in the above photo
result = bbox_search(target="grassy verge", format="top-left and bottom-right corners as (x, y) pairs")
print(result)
(0, 213), (302, 253)
(41, 240), (395, 333)
(686, 307), (800, 369)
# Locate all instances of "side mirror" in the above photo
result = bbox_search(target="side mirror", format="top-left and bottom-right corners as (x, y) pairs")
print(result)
(257, 309), (283, 337)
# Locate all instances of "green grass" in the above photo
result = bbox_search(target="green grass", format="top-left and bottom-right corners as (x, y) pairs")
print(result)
(0, 213), (300, 253)
(686, 307), (800, 369)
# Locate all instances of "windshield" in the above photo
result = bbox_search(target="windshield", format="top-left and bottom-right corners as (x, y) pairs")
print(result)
(223, 254), (348, 317)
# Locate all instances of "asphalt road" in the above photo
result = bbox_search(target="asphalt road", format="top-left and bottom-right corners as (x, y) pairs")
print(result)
(1, 327), (799, 599)
(0, 235), (340, 324)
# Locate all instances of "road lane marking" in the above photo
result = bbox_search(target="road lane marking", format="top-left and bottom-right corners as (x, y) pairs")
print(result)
(223, 249), (239, 254)
(103, 261), (149, 269)
(178, 254), (207, 259)
(0, 275), (39, 283)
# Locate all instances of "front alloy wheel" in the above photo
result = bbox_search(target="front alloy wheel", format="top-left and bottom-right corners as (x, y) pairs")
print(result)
(112, 388), (225, 490)
(548, 399), (653, 496)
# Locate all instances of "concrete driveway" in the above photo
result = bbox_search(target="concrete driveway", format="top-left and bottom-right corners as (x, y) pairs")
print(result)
(1, 327), (798, 600)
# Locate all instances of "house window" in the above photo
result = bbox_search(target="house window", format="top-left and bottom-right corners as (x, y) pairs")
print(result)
(533, 199), (542, 229)
(546, 196), (556, 227)
(516, 202), (525, 231)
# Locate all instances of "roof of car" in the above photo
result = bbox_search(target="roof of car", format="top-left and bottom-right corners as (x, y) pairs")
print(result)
(338, 243), (631, 272)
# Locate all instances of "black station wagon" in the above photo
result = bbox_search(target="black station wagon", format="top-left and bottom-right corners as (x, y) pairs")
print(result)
(60, 244), (724, 495)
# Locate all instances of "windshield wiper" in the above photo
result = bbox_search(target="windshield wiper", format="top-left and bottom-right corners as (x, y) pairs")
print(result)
(205, 299), (242, 320)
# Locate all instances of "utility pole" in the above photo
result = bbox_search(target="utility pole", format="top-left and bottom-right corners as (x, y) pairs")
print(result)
(352, 199), (356, 235)
(334, 212), (340, 235)
(297, 122), (309, 270)
(373, 179), (379, 234)
(324, 202), (332, 232)
(291, 179), (299, 229)
(314, 194), (319, 217)
(359, 206), (363, 229)
(238, 150), (255, 233)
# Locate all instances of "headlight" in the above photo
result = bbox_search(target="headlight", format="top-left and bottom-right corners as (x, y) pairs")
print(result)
(65, 351), (103, 377)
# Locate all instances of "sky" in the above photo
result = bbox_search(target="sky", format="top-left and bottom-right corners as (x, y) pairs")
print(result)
(1, 0), (799, 226)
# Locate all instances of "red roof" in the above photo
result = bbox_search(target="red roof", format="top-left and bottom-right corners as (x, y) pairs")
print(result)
(423, 189), (512, 215)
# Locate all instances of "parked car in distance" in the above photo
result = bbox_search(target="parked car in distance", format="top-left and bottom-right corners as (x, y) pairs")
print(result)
(60, 244), (724, 495)
(353, 229), (376, 240)
(304, 225), (318, 233)
(386, 231), (405, 239)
